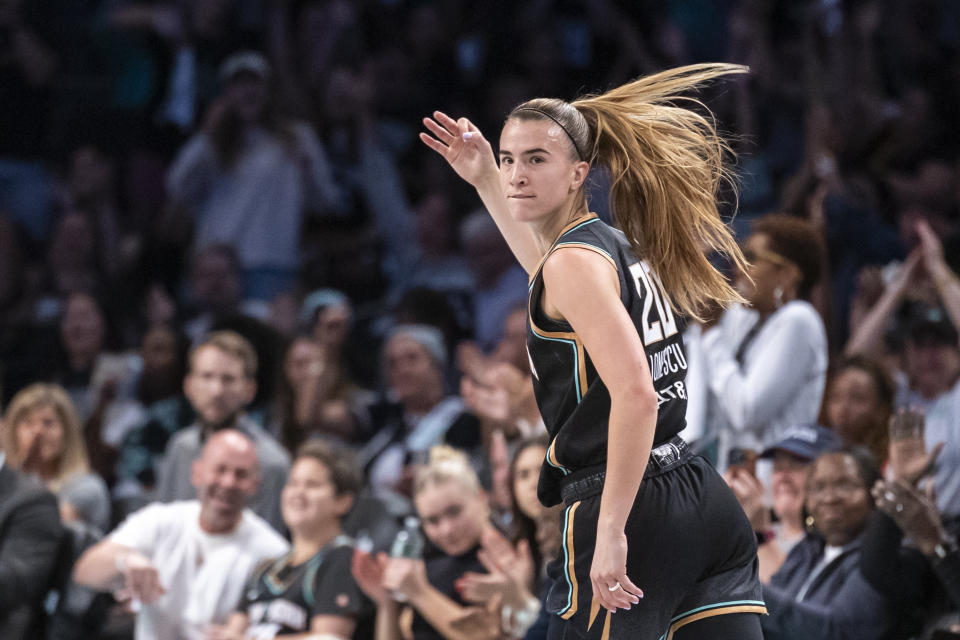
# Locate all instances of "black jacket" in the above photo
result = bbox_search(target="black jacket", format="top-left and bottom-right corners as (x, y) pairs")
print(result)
(762, 531), (891, 640)
(0, 461), (64, 639)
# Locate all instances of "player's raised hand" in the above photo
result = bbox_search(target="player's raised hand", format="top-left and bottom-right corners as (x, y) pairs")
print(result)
(420, 111), (498, 187)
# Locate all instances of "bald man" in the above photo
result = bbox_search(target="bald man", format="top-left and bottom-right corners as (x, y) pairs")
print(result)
(74, 430), (288, 639)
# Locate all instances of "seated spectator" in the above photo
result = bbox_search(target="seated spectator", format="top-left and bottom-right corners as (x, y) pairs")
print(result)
(761, 449), (891, 640)
(181, 244), (269, 345)
(459, 211), (528, 353)
(73, 429), (288, 639)
(272, 334), (374, 452)
(156, 331), (290, 531)
(700, 214), (829, 470)
(352, 445), (493, 640)
(821, 356), (894, 467)
(55, 291), (128, 422)
(3, 382), (110, 532)
(726, 424), (842, 582)
(460, 436), (561, 639)
(208, 439), (371, 639)
(360, 325), (479, 501)
(0, 433), (64, 639)
(857, 407), (959, 638)
(112, 324), (194, 499)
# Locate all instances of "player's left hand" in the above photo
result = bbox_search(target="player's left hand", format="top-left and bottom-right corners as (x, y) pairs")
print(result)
(590, 528), (642, 613)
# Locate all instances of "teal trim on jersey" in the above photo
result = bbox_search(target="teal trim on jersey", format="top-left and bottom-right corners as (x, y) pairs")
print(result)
(657, 600), (768, 640)
(553, 241), (614, 263)
(560, 217), (600, 237)
(303, 553), (324, 607)
(558, 504), (575, 616)
(529, 330), (582, 403)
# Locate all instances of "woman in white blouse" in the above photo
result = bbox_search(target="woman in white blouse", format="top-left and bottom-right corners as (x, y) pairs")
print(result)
(700, 214), (829, 470)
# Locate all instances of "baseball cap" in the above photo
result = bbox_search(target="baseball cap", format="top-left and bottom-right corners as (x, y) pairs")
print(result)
(759, 424), (843, 462)
(219, 51), (271, 84)
(907, 304), (958, 347)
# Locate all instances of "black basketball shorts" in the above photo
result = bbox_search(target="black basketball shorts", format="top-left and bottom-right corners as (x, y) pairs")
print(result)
(544, 455), (766, 639)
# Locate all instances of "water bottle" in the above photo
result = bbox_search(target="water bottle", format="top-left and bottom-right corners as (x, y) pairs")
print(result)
(388, 517), (424, 601)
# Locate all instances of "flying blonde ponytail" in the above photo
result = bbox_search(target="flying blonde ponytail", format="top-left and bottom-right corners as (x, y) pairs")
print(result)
(510, 63), (750, 320)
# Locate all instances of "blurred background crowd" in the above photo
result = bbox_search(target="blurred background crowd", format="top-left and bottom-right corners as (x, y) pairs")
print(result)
(1, 0), (959, 638)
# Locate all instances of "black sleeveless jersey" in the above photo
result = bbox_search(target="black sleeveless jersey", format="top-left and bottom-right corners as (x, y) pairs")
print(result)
(527, 214), (689, 507)
(239, 536), (369, 635)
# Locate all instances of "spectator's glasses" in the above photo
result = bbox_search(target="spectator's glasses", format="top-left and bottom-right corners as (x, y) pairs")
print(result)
(742, 247), (793, 268)
(806, 479), (865, 499)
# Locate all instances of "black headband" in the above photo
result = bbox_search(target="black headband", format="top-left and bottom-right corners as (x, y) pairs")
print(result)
(514, 107), (586, 161)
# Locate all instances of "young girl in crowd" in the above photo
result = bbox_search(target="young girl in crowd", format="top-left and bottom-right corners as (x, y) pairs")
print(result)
(207, 440), (369, 639)
(420, 63), (765, 639)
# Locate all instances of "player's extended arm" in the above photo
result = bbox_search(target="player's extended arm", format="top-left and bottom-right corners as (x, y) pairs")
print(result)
(420, 111), (542, 274)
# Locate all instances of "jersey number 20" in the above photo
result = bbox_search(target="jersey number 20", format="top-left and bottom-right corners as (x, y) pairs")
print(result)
(629, 262), (678, 345)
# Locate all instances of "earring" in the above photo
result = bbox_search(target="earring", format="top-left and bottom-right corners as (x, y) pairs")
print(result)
(805, 515), (816, 532)
(773, 286), (784, 309)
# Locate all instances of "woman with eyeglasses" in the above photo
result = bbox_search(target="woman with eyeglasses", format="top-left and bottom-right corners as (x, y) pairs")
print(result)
(761, 448), (893, 640)
(699, 214), (829, 469)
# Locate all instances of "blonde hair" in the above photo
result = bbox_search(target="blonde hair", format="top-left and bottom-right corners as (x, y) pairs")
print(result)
(509, 63), (750, 320)
(191, 330), (258, 379)
(3, 383), (90, 491)
(414, 445), (480, 496)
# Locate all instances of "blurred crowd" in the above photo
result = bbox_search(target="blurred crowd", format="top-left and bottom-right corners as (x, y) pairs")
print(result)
(1, 0), (959, 639)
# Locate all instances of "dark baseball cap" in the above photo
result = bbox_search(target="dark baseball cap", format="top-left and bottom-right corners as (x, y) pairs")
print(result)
(759, 424), (843, 462)
(907, 305), (958, 347)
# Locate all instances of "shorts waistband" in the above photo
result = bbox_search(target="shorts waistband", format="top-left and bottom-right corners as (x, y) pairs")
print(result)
(559, 435), (691, 506)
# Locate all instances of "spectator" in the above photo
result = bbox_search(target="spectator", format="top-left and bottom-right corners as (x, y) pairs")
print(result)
(462, 435), (561, 639)
(865, 477), (959, 638)
(361, 325), (479, 501)
(0, 424), (64, 639)
(73, 429), (288, 639)
(301, 288), (368, 393)
(459, 210), (528, 352)
(700, 214), (829, 470)
(156, 330), (291, 531)
(209, 439), (371, 639)
(352, 445), (494, 640)
(849, 220), (960, 516)
(166, 50), (343, 300)
(272, 334), (373, 453)
(856, 406), (959, 638)
(181, 244), (266, 345)
(113, 324), (194, 500)
(726, 424), (842, 582)
(3, 382), (110, 532)
(820, 356), (894, 467)
(55, 291), (125, 422)
(761, 449), (891, 640)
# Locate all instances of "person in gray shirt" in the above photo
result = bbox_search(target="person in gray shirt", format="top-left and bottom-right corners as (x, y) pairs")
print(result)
(156, 330), (290, 531)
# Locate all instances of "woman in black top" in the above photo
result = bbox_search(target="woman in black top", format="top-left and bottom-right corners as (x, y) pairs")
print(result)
(421, 64), (765, 639)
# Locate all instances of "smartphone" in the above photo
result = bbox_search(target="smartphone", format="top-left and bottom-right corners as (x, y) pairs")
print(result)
(727, 447), (757, 476)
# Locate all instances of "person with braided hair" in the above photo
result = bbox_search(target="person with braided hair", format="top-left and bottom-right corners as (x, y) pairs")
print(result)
(420, 64), (766, 639)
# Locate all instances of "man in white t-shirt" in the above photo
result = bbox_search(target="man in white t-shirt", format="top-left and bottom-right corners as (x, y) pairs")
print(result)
(73, 429), (289, 639)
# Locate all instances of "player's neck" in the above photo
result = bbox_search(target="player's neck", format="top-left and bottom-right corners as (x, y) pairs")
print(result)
(290, 522), (342, 564)
(530, 203), (590, 253)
